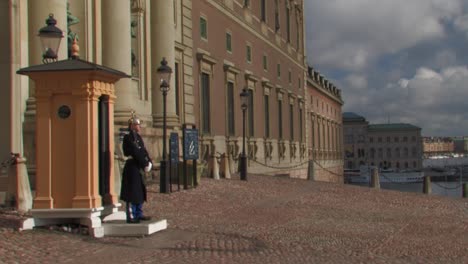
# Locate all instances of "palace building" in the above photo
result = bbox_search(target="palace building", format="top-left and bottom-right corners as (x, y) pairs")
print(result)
(1, 0), (344, 208)
(343, 112), (423, 171)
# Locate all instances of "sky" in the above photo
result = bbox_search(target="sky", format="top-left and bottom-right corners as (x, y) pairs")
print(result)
(305, 0), (468, 137)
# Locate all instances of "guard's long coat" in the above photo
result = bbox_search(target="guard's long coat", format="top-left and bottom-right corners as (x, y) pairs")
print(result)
(120, 131), (151, 204)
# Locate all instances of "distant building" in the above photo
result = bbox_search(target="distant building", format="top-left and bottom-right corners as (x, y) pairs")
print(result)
(343, 113), (423, 171)
(452, 137), (468, 153)
(422, 137), (454, 157)
(306, 67), (344, 182)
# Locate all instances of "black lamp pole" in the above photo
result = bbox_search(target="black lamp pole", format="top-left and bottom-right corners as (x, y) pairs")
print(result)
(240, 88), (249, 181)
(157, 58), (172, 193)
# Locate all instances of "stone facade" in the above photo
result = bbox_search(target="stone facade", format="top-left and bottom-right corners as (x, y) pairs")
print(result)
(343, 112), (423, 171)
(422, 137), (454, 156)
(1, 0), (345, 207)
(306, 67), (344, 182)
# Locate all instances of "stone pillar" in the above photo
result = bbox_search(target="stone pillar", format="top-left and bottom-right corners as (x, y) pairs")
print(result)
(151, 0), (178, 127)
(423, 176), (431, 195)
(34, 88), (53, 209)
(72, 88), (101, 209)
(101, 0), (134, 124)
(370, 167), (380, 189)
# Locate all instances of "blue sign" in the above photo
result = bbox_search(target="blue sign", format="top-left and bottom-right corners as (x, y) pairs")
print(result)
(183, 128), (199, 160)
(170, 132), (179, 163)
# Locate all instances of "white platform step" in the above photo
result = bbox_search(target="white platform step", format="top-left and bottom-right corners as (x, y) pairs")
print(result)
(102, 219), (167, 237)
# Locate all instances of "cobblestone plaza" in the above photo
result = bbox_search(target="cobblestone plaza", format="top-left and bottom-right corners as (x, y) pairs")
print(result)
(1, 175), (466, 263)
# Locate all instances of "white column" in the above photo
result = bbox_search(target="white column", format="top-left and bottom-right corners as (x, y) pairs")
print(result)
(101, 0), (133, 124)
(151, 0), (178, 127)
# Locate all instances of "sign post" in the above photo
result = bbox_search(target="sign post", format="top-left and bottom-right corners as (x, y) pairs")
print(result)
(169, 132), (179, 192)
(183, 124), (199, 189)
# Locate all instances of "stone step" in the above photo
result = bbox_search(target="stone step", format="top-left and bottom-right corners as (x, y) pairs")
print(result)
(102, 219), (167, 237)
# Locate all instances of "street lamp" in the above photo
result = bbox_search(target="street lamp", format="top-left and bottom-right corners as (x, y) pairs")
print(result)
(157, 57), (172, 193)
(240, 87), (249, 181)
(38, 14), (63, 63)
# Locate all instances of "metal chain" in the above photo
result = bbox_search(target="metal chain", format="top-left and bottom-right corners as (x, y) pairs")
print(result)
(310, 159), (344, 177)
(0, 154), (17, 170)
(379, 173), (417, 185)
(432, 182), (463, 190)
(249, 158), (309, 170)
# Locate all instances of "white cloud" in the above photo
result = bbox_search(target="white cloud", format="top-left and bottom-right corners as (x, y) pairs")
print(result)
(345, 74), (368, 90)
(306, 0), (468, 136)
(348, 66), (468, 136)
(305, 0), (464, 70)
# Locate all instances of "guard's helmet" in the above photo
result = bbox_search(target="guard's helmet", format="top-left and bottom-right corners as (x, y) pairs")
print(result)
(128, 111), (141, 125)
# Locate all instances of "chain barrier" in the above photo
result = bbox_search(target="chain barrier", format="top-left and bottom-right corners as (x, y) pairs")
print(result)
(378, 173), (418, 185)
(0, 153), (18, 171)
(249, 158), (343, 177)
(432, 181), (463, 190)
(311, 159), (344, 177)
(249, 158), (309, 170)
(363, 170), (464, 190)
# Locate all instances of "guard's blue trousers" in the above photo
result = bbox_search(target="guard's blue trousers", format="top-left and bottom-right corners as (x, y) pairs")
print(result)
(126, 202), (143, 220)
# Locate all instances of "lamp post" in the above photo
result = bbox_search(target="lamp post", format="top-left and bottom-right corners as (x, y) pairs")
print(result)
(38, 14), (63, 64)
(157, 58), (172, 193)
(240, 88), (249, 181)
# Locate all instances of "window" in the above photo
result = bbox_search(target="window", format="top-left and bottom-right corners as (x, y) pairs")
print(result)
(263, 55), (268, 71)
(289, 104), (294, 140)
(370, 148), (375, 158)
(244, 0), (250, 8)
(227, 82), (235, 135)
(369, 137), (374, 143)
(175, 62), (180, 117)
(378, 137), (382, 143)
(310, 115), (315, 148)
(412, 136), (416, 142)
(412, 147), (417, 157)
(413, 161), (417, 168)
(261, 0), (266, 22)
(288, 70), (292, 84)
(277, 64), (281, 78)
(286, 4), (291, 43)
(403, 136), (408, 142)
(378, 148), (383, 158)
(226, 32), (232, 52)
(201, 73), (211, 134)
(387, 136), (391, 142)
(394, 137), (399, 142)
(395, 148), (400, 158)
(200, 17), (207, 39)
(298, 78), (301, 89)
(278, 99), (283, 139)
(296, 19), (300, 50)
(299, 107), (303, 142)
(248, 89), (254, 137)
(274, 0), (280, 32)
(246, 45), (252, 63)
(387, 148), (391, 158)
(264, 95), (270, 138)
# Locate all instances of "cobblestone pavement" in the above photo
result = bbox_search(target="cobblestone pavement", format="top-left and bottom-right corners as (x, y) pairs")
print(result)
(1, 174), (467, 263)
